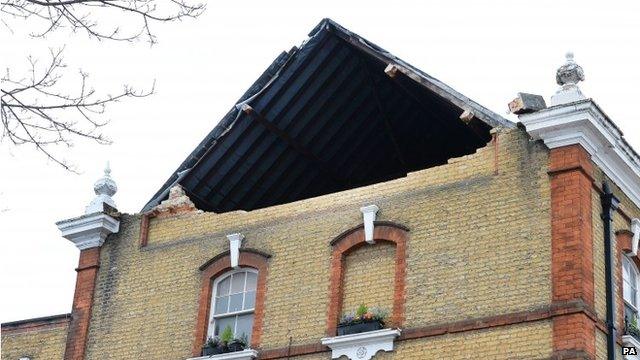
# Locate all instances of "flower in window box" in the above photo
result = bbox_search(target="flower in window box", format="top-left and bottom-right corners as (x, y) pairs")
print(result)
(627, 316), (640, 340)
(216, 325), (248, 353)
(228, 333), (248, 352)
(337, 304), (388, 336)
(202, 336), (225, 356)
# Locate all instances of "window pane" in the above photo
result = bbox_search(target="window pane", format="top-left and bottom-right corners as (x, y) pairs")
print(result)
(214, 296), (229, 315)
(229, 293), (243, 312)
(246, 272), (257, 291)
(215, 316), (235, 337)
(624, 283), (632, 303)
(217, 277), (231, 297)
(231, 272), (246, 294)
(244, 291), (256, 310)
(626, 304), (637, 325)
(236, 314), (254, 343)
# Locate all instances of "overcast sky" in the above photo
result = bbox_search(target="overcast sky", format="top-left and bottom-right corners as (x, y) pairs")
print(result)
(1, 1), (639, 323)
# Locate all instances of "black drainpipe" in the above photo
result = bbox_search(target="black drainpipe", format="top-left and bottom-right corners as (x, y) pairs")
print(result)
(601, 181), (620, 360)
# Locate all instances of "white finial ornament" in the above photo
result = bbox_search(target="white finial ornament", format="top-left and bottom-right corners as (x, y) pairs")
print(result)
(85, 162), (118, 214)
(57, 161), (120, 250)
(551, 51), (586, 106)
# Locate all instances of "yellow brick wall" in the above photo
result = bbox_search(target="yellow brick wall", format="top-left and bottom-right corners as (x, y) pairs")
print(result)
(1, 324), (68, 360)
(287, 321), (553, 360)
(593, 189), (607, 321)
(595, 329), (606, 360)
(83, 128), (554, 359)
(341, 242), (395, 316)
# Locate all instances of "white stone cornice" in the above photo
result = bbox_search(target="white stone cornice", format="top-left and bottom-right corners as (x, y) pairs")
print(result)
(632, 218), (640, 256)
(56, 212), (120, 250)
(519, 99), (640, 208)
(321, 328), (401, 360)
(186, 349), (258, 360)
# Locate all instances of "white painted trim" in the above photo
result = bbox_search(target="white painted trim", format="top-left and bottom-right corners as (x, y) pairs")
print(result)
(623, 255), (640, 316)
(186, 349), (258, 360)
(56, 213), (120, 250)
(632, 219), (640, 256)
(519, 100), (640, 208)
(227, 233), (244, 268)
(321, 328), (401, 360)
(622, 335), (640, 360)
(360, 205), (379, 245)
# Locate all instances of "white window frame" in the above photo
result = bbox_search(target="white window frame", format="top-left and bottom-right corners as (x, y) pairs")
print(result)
(208, 268), (258, 340)
(623, 255), (640, 322)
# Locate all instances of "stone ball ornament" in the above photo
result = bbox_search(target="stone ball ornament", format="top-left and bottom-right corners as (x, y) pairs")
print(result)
(556, 52), (585, 87)
(93, 162), (117, 197)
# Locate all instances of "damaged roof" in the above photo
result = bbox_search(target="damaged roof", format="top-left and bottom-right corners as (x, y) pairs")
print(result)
(143, 18), (513, 213)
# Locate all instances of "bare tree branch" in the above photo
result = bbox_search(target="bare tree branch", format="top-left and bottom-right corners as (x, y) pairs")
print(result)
(1, 49), (154, 171)
(1, 0), (204, 170)
(1, 0), (205, 43)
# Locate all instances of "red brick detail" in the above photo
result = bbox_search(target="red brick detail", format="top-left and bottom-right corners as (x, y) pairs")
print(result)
(552, 313), (596, 359)
(326, 223), (408, 336)
(64, 247), (101, 360)
(549, 145), (596, 358)
(617, 230), (635, 255)
(1, 314), (70, 334)
(139, 212), (151, 247)
(193, 251), (270, 356)
(139, 210), (159, 248)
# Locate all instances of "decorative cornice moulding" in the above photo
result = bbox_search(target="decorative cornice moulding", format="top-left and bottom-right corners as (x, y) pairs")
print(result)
(519, 99), (640, 208)
(321, 328), (401, 360)
(186, 349), (258, 360)
(56, 213), (120, 250)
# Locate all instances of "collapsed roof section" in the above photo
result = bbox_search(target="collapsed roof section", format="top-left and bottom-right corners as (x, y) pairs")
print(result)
(143, 19), (513, 213)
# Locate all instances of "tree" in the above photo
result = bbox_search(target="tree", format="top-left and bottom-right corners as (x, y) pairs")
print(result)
(1, 0), (205, 170)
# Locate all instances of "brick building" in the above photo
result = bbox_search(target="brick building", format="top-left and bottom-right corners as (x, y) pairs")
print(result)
(3, 19), (640, 360)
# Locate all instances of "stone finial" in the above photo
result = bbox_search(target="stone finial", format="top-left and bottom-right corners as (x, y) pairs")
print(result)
(85, 162), (118, 214)
(556, 52), (585, 86)
(58, 162), (120, 250)
(551, 52), (586, 106)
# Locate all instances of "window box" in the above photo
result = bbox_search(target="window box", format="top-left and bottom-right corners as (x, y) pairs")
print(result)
(227, 340), (245, 353)
(626, 321), (640, 343)
(321, 328), (401, 360)
(202, 345), (226, 356)
(337, 320), (384, 336)
(187, 349), (258, 360)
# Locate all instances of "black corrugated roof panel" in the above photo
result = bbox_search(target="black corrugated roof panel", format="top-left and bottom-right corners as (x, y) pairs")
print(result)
(142, 19), (513, 213)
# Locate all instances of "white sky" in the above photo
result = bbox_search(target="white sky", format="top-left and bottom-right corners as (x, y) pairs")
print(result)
(1, 1), (639, 323)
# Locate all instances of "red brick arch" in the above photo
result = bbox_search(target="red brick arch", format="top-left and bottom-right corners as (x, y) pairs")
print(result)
(192, 249), (270, 355)
(326, 221), (409, 336)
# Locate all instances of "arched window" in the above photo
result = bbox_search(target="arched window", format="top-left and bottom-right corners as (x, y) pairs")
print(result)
(623, 255), (639, 324)
(208, 268), (258, 343)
